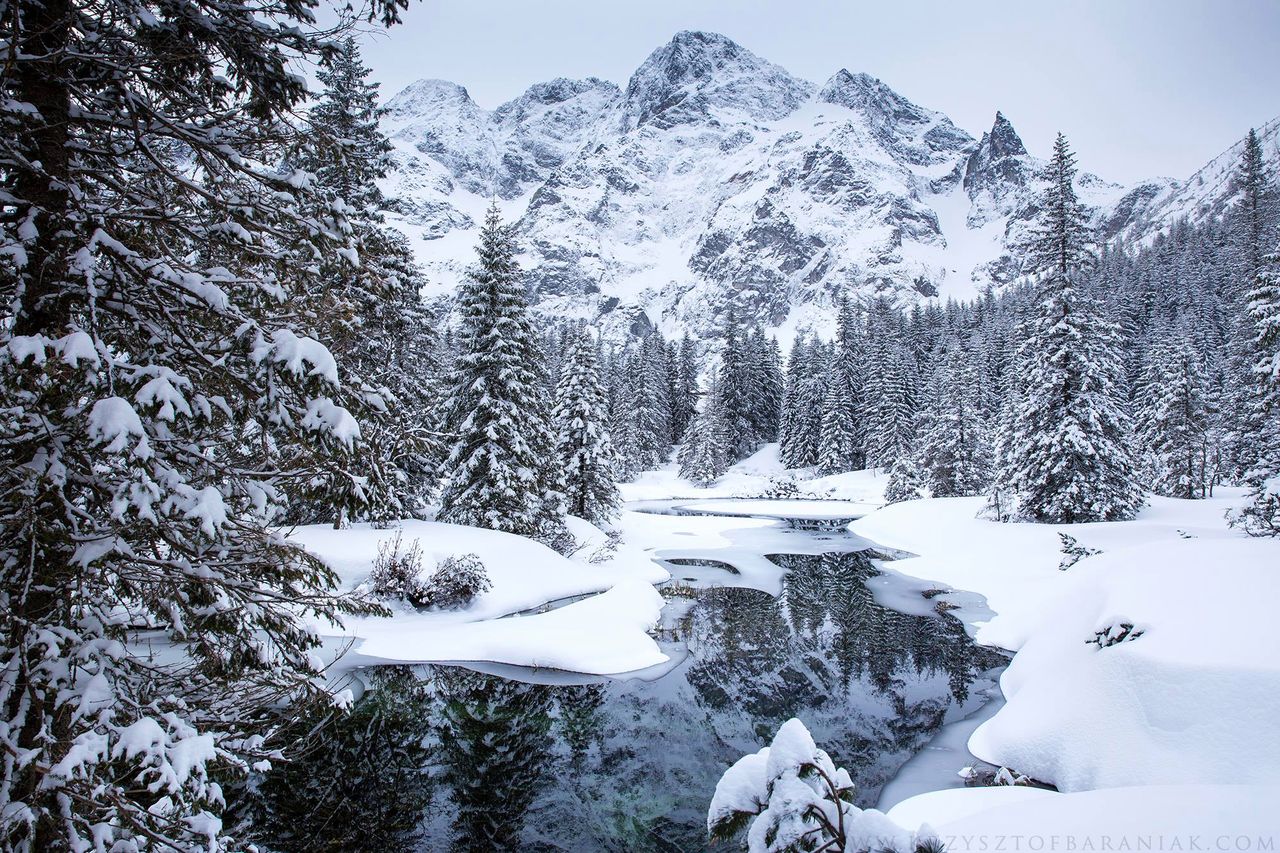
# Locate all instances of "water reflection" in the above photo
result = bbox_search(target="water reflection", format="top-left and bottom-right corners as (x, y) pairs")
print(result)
(242, 551), (1004, 852)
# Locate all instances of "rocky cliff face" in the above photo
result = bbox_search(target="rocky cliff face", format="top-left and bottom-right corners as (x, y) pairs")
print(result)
(377, 30), (1278, 340)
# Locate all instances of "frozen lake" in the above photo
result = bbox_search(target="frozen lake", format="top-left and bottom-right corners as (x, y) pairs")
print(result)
(243, 501), (1006, 851)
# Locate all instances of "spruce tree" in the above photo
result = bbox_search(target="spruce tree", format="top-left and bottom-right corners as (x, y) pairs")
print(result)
(1234, 245), (1280, 534)
(780, 336), (824, 469)
(1139, 337), (1210, 499)
(628, 332), (674, 470)
(817, 372), (859, 476)
(884, 454), (926, 504)
(1233, 129), (1273, 285)
(672, 335), (700, 443)
(606, 349), (641, 481)
(299, 35), (393, 213)
(717, 312), (758, 461)
(439, 205), (565, 538)
(0, 1), (407, 846)
(290, 35), (440, 524)
(998, 134), (1142, 523)
(834, 297), (868, 467)
(553, 329), (621, 523)
(865, 344), (915, 470)
(679, 383), (731, 485)
(919, 346), (990, 497)
(1225, 132), (1278, 478)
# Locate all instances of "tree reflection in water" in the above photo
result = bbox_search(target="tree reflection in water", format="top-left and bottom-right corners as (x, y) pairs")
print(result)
(243, 550), (1004, 852)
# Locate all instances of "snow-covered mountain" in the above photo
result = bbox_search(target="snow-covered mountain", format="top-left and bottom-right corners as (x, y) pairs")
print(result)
(378, 30), (1280, 340)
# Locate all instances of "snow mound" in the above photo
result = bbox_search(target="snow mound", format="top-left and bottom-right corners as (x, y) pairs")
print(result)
(968, 538), (1280, 791)
(291, 518), (670, 675)
(892, 784), (1280, 851)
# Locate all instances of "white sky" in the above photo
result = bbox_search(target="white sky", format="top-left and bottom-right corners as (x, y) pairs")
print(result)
(354, 0), (1279, 184)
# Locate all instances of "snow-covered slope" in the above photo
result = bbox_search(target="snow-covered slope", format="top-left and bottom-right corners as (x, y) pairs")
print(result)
(1112, 114), (1280, 245)
(377, 30), (1278, 340)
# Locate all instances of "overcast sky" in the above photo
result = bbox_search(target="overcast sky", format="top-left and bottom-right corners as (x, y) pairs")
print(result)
(354, 0), (1279, 184)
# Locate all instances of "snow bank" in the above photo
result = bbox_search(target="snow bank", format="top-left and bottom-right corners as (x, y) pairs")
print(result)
(849, 492), (1250, 648)
(890, 785), (1280, 851)
(619, 443), (888, 507)
(351, 579), (669, 674)
(969, 538), (1280, 791)
(853, 490), (1280, 815)
(291, 518), (670, 674)
(672, 498), (874, 521)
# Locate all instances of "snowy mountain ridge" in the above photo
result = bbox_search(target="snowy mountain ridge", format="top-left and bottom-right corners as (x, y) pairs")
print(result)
(378, 30), (1280, 341)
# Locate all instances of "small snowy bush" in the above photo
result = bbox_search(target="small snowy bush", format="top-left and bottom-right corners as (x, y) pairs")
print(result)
(369, 533), (431, 607)
(425, 553), (491, 610)
(1088, 620), (1144, 648)
(369, 539), (491, 611)
(586, 529), (623, 564)
(760, 476), (803, 499)
(1057, 533), (1102, 570)
(708, 718), (935, 853)
(884, 457), (925, 504)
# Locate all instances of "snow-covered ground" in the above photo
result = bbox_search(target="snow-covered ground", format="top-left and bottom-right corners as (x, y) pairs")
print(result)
(889, 785), (1280, 852)
(291, 517), (670, 675)
(851, 490), (1280, 841)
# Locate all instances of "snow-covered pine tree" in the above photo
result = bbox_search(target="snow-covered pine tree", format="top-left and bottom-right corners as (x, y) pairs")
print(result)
(439, 204), (565, 539)
(628, 332), (674, 470)
(1224, 132), (1279, 479)
(709, 718), (928, 853)
(298, 35), (391, 214)
(0, 1), (407, 847)
(553, 329), (621, 523)
(671, 334), (700, 443)
(605, 348), (641, 481)
(865, 343), (915, 471)
(290, 35), (440, 524)
(778, 335), (806, 467)
(779, 336), (824, 469)
(679, 381), (732, 485)
(1139, 336), (1210, 499)
(834, 296), (868, 468)
(717, 311), (759, 461)
(919, 345), (990, 497)
(1233, 245), (1280, 534)
(817, 371), (859, 476)
(884, 453), (927, 504)
(1232, 129), (1274, 287)
(997, 134), (1142, 523)
(746, 327), (784, 443)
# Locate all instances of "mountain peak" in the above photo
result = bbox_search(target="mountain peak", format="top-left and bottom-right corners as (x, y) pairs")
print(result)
(515, 77), (619, 107)
(630, 31), (758, 93)
(818, 69), (930, 125)
(623, 31), (810, 128)
(988, 111), (1027, 158)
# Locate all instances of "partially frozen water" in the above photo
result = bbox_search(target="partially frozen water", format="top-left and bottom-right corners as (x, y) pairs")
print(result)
(245, 547), (1007, 851)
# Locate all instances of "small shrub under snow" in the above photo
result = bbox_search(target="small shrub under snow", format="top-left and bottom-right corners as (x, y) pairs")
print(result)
(425, 553), (491, 609)
(369, 532), (431, 608)
(368, 535), (491, 610)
